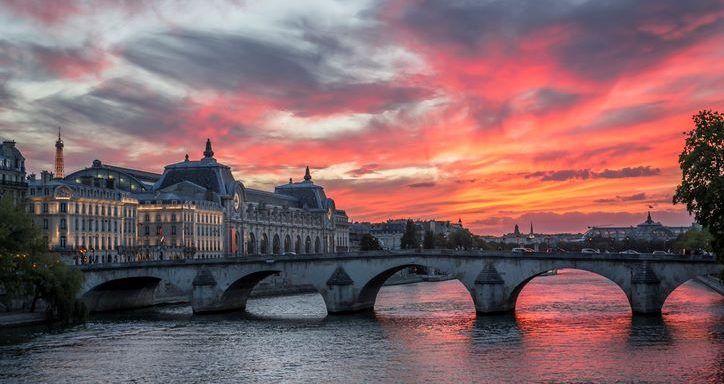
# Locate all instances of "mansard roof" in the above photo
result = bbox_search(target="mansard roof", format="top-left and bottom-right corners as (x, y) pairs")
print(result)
(245, 188), (299, 206)
(64, 160), (156, 192)
(274, 168), (330, 210)
(137, 180), (222, 205)
(0, 141), (24, 161)
(156, 155), (236, 196)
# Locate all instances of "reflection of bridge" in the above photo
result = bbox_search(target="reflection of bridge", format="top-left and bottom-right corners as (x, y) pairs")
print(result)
(78, 251), (722, 316)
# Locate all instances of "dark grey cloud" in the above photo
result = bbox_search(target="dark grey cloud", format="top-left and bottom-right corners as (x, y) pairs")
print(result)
(395, 0), (723, 81)
(594, 192), (647, 203)
(0, 39), (105, 81)
(348, 163), (380, 177)
(124, 30), (321, 94)
(597, 166), (660, 179)
(584, 102), (665, 131)
(526, 88), (581, 113)
(0, 81), (13, 110)
(472, 87), (582, 129)
(408, 181), (436, 188)
(37, 78), (190, 138)
(122, 29), (431, 116)
(526, 166), (660, 181)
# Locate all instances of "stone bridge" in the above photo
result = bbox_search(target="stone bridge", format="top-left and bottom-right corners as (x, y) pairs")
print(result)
(78, 250), (722, 316)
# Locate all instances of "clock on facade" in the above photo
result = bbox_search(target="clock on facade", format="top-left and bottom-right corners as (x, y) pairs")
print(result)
(233, 191), (241, 211)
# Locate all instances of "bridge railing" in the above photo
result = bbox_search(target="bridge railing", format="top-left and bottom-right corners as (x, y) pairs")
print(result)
(76, 248), (718, 270)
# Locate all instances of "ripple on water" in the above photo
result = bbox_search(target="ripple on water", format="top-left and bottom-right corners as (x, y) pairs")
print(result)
(0, 270), (722, 384)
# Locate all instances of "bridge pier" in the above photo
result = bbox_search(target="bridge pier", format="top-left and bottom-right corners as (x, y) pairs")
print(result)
(472, 264), (514, 314)
(629, 262), (664, 315)
(323, 267), (371, 313)
(191, 269), (243, 314)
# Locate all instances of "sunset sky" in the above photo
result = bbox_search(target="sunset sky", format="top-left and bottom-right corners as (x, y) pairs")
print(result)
(1, 0), (722, 234)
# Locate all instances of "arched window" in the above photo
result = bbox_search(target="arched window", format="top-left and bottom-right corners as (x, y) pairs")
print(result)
(284, 235), (291, 254)
(272, 234), (281, 255)
(247, 232), (256, 255)
(260, 233), (269, 254)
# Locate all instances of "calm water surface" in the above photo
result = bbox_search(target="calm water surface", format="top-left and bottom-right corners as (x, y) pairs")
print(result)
(1, 269), (722, 383)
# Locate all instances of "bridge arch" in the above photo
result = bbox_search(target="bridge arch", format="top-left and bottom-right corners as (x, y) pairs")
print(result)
(355, 262), (467, 312)
(212, 270), (332, 314)
(82, 276), (171, 312)
(505, 267), (632, 313)
(660, 270), (722, 312)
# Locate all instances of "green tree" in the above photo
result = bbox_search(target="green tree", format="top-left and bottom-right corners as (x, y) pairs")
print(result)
(400, 219), (419, 249)
(0, 195), (85, 322)
(433, 233), (448, 249)
(671, 228), (714, 254)
(422, 230), (435, 249)
(359, 233), (383, 251)
(448, 229), (474, 250)
(673, 110), (724, 266)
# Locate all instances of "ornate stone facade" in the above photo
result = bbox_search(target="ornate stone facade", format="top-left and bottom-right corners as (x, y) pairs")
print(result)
(28, 138), (350, 263)
(27, 174), (139, 263)
(0, 140), (27, 204)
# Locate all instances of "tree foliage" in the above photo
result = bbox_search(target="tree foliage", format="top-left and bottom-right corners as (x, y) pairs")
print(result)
(0, 195), (85, 322)
(400, 219), (419, 249)
(671, 228), (713, 254)
(673, 110), (724, 264)
(422, 230), (435, 249)
(359, 233), (383, 251)
(447, 229), (474, 250)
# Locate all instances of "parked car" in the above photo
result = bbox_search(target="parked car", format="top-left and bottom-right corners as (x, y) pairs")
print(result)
(620, 249), (640, 254)
(581, 248), (600, 254)
(652, 250), (670, 255)
(512, 247), (535, 253)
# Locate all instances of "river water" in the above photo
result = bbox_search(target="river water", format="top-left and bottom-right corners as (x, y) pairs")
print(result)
(0, 269), (722, 383)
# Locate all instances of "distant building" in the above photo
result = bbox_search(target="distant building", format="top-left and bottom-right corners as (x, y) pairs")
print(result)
(0, 140), (27, 204)
(585, 212), (691, 242)
(27, 136), (349, 263)
(349, 218), (465, 251)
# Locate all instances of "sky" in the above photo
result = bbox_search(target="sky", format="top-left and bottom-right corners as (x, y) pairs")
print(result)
(1, 0), (722, 235)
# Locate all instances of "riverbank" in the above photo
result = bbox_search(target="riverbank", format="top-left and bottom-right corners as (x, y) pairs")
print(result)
(0, 312), (46, 327)
(695, 275), (724, 295)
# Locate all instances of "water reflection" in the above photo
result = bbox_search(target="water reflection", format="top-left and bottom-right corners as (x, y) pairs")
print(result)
(0, 270), (721, 384)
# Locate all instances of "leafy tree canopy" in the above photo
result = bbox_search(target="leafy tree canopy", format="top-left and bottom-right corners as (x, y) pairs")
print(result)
(359, 233), (383, 251)
(673, 110), (724, 264)
(0, 195), (85, 322)
(400, 219), (419, 249)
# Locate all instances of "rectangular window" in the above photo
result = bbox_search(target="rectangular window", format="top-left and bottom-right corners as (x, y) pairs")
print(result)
(60, 218), (66, 229)
(42, 203), (48, 213)
(43, 219), (48, 229)
(60, 236), (67, 248)
(60, 202), (67, 213)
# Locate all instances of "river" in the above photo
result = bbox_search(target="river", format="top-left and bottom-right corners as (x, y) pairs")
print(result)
(1, 269), (722, 383)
